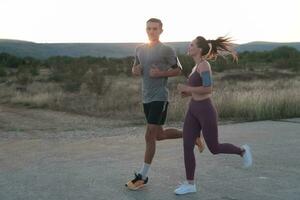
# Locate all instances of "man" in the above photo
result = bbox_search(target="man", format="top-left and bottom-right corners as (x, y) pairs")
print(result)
(125, 18), (204, 190)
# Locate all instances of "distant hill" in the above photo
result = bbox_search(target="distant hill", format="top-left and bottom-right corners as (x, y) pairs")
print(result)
(0, 39), (142, 59)
(236, 41), (300, 52)
(0, 39), (300, 59)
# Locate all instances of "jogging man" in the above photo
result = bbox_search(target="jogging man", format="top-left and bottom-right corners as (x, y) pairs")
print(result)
(125, 18), (204, 190)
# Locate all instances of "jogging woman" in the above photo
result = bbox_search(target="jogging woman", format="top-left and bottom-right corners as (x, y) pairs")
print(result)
(174, 36), (253, 195)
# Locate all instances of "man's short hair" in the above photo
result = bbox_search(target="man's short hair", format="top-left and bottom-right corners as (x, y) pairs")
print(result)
(147, 18), (163, 28)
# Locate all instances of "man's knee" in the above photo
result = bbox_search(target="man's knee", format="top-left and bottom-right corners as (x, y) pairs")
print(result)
(145, 125), (157, 141)
(145, 131), (155, 142)
(146, 124), (163, 141)
(156, 133), (165, 141)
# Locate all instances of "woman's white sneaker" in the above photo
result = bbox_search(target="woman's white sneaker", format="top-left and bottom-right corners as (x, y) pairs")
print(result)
(242, 144), (252, 168)
(174, 181), (196, 195)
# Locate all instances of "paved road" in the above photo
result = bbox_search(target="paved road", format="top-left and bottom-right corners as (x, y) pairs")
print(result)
(0, 106), (299, 200)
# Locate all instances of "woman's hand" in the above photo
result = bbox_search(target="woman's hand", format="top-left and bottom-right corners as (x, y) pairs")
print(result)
(177, 83), (190, 93)
(181, 91), (192, 98)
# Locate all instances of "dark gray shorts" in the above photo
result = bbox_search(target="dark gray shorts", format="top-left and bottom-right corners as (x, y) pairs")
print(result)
(143, 101), (169, 125)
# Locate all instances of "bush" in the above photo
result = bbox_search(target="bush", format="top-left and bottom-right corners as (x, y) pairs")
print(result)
(0, 53), (22, 68)
(83, 66), (110, 96)
(62, 80), (82, 93)
(30, 66), (40, 76)
(61, 63), (89, 92)
(16, 71), (33, 86)
(16, 65), (34, 85)
(272, 58), (300, 71)
(0, 65), (7, 77)
(177, 55), (194, 77)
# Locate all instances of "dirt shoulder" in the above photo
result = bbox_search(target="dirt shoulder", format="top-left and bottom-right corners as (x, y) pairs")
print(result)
(0, 105), (149, 140)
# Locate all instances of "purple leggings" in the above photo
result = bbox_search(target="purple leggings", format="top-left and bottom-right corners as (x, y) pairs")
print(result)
(183, 98), (243, 180)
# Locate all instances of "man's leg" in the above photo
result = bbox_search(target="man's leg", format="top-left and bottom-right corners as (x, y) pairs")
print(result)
(156, 128), (182, 141)
(151, 101), (203, 146)
(143, 124), (189, 164)
(125, 125), (156, 189)
(138, 102), (163, 180)
(144, 124), (159, 164)
(126, 103), (153, 189)
(150, 101), (183, 141)
(142, 124), (181, 175)
(156, 128), (205, 153)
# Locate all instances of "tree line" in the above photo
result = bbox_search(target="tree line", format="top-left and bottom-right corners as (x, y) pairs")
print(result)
(0, 46), (299, 93)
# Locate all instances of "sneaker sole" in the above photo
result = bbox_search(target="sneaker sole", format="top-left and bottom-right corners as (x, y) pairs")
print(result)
(126, 184), (145, 191)
(175, 190), (197, 195)
(242, 145), (252, 168)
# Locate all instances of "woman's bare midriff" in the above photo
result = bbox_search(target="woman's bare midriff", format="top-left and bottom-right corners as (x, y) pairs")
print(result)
(191, 93), (212, 101)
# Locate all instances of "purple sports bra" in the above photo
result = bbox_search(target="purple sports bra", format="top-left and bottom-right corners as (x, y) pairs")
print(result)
(188, 70), (203, 87)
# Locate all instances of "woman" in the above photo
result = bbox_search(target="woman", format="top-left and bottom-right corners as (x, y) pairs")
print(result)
(174, 36), (252, 195)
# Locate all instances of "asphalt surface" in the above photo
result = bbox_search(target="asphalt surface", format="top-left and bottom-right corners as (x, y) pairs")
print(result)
(0, 109), (299, 200)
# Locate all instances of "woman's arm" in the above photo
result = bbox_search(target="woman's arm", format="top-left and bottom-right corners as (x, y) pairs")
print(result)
(177, 84), (212, 95)
(191, 62), (213, 94)
(181, 91), (192, 98)
(177, 62), (213, 95)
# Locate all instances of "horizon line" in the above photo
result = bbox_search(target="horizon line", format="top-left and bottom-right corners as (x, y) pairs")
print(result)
(1, 38), (300, 45)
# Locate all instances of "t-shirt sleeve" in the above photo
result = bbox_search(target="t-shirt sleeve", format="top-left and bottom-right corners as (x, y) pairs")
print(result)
(164, 47), (182, 70)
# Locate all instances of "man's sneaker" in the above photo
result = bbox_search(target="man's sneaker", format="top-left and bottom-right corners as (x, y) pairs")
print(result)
(174, 181), (197, 195)
(195, 136), (205, 153)
(125, 173), (148, 190)
(242, 144), (252, 168)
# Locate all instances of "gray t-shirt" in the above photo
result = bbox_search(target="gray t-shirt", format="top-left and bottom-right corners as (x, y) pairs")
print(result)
(134, 42), (181, 103)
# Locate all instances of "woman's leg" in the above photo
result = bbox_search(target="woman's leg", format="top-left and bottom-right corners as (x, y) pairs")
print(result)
(183, 108), (202, 181)
(200, 103), (243, 156)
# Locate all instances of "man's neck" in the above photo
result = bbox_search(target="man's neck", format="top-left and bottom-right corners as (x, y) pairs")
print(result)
(148, 40), (160, 47)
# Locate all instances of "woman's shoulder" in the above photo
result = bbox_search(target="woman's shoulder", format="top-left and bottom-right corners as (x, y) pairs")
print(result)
(196, 60), (211, 73)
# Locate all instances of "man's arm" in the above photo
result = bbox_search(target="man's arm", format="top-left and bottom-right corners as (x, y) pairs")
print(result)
(132, 64), (142, 76)
(150, 57), (182, 78)
(164, 57), (182, 77)
(132, 47), (142, 76)
(149, 66), (181, 77)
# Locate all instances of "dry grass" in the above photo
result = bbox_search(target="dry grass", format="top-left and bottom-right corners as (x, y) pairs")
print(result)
(165, 76), (300, 122)
(213, 78), (300, 120)
(1, 74), (300, 122)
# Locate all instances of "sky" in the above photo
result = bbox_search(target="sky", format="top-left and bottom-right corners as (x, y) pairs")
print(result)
(0, 0), (299, 44)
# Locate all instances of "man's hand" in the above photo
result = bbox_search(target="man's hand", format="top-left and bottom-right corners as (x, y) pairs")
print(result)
(132, 64), (142, 76)
(149, 65), (164, 78)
